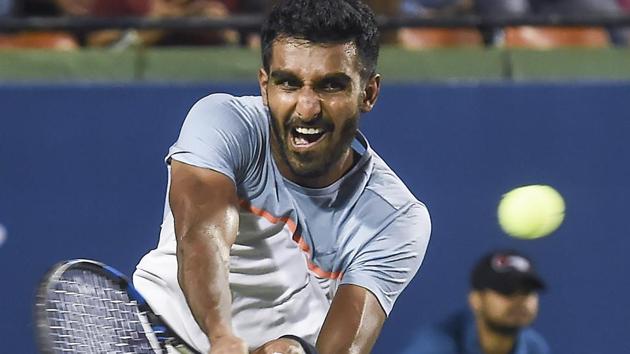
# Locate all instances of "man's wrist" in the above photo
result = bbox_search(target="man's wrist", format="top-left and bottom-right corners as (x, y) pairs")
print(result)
(279, 335), (318, 354)
(206, 321), (235, 342)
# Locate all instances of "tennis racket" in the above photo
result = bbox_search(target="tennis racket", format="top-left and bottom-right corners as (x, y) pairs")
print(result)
(35, 259), (200, 354)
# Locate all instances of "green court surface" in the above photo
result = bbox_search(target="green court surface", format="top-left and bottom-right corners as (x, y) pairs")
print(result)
(1, 46), (629, 82)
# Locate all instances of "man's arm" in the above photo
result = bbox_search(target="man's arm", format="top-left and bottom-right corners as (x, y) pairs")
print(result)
(169, 159), (248, 354)
(316, 284), (386, 354)
(315, 203), (430, 354)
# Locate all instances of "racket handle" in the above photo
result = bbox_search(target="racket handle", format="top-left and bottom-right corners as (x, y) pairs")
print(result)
(280, 335), (318, 354)
(166, 343), (197, 354)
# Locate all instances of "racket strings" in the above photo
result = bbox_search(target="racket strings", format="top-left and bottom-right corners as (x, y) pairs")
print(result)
(42, 269), (158, 353)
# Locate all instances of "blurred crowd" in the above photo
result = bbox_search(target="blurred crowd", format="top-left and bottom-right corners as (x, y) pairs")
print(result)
(0, 0), (266, 48)
(0, 0), (629, 49)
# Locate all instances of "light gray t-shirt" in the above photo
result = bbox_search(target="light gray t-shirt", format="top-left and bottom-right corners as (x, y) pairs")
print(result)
(134, 93), (431, 352)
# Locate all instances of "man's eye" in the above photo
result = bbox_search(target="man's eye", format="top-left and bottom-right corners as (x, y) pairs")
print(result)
(320, 81), (345, 92)
(278, 80), (299, 89)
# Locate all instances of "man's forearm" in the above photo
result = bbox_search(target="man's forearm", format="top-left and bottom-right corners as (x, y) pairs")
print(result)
(316, 285), (385, 354)
(168, 160), (243, 351)
(177, 230), (234, 341)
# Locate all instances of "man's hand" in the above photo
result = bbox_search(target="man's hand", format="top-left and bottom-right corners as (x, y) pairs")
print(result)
(251, 338), (306, 354)
(209, 334), (249, 354)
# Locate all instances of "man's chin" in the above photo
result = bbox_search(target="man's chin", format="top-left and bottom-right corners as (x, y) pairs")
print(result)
(287, 161), (328, 179)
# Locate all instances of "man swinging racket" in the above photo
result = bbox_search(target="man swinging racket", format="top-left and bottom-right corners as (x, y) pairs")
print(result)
(133, 1), (431, 353)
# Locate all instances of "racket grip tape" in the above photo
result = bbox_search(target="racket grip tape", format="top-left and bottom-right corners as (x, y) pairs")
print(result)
(279, 335), (318, 354)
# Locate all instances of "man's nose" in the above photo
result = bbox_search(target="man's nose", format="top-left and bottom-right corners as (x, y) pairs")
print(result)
(295, 87), (322, 121)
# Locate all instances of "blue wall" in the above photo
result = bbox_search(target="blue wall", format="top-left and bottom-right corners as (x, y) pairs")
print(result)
(1, 82), (629, 353)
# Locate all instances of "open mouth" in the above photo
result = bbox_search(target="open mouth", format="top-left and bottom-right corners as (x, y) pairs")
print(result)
(289, 126), (328, 150)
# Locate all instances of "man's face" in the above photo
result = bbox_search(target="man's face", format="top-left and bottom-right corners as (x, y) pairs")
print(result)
(259, 37), (379, 187)
(471, 289), (539, 334)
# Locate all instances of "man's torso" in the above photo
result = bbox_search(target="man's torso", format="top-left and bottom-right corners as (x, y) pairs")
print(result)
(135, 94), (430, 351)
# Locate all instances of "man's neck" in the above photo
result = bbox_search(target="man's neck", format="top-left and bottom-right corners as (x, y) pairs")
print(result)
(271, 143), (356, 189)
(476, 318), (517, 354)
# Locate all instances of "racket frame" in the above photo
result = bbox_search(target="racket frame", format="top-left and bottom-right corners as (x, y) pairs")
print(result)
(35, 259), (200, 354)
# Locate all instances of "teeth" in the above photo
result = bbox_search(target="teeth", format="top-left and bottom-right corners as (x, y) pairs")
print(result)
(295, 127), (324, 135)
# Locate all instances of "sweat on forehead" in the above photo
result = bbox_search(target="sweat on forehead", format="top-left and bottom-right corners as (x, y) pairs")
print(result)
(276, 37), (358, 51)
(268, 37), (362, 72)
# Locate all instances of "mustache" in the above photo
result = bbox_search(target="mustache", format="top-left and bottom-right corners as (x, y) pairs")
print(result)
(284, 115), (333, 130)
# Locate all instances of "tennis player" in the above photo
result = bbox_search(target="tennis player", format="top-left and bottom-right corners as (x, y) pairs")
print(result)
(134, 1), (431, 353)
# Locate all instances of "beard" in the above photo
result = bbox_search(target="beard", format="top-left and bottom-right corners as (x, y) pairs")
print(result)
(481, 305), (536, 337)
(483, 316), (521, 336)
(269, 111), (358, 179)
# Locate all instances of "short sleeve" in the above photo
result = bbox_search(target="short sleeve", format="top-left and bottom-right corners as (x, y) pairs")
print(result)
(167, 93), (262, 185)
(340, 203), (431, 315)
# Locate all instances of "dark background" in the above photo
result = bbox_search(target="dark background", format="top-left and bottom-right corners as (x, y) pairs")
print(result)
(1, 82), (628, 353)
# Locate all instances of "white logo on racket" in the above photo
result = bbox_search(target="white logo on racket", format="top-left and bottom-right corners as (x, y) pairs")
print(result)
(0, 223), (7, 247)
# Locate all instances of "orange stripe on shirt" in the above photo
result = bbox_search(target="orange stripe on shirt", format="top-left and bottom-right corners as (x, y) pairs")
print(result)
(307, 254), (343, 279)
(239, 200), (341, 280)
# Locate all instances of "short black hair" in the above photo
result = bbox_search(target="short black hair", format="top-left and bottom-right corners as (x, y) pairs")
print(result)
(261, 0), (380, 78)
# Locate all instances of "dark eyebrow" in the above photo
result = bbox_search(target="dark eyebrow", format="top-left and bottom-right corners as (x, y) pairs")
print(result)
(270, 70), (352, 84)
(320, 72), (352, 83)
(270, 70), (299, 81)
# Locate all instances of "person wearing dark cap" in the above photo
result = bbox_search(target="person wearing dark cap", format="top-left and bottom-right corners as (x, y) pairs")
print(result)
(400, 250), (550, 354)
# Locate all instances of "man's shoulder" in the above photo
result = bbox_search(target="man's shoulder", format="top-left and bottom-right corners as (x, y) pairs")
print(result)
(181, 93), (268, 140)
(195, 92), (262, 105)
(191, 93), (266, 119)
(168, 93), (268, 177)
(518, 327), (551, 354)
(362, 151), (427, 214)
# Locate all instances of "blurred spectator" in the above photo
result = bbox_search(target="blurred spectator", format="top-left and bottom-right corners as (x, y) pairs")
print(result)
(400, 250), (550, 354)
(400, 0), (472, 17)
(473, 0), (530, 16)
(0, 0), (79, 49)
(0, 0), (14, 17)
(473, 0), (621, 16)
(475, 0), (625, 46)
(57, 0), (152, 17)
(145, 0), (240, 46)
(225, 0), (266, 46)
(0, 31), (78, 49)
(19, 0), (59, 16)
(398, 0), (482, 49)
(530, 0), (620, 15)
(618, 0), (630, 45)
(48, 0), (240, 47)
(364, 0), (402, 43)
(397, 0), (627, 47)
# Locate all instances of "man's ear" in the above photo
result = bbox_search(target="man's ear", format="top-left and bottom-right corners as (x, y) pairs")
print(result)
(468, 291), (482, 314)
(360, 74), (381, 113)
(258, 68), (269, 106)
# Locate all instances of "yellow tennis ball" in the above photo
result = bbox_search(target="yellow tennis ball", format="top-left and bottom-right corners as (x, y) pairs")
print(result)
(497, 185), (565, 239)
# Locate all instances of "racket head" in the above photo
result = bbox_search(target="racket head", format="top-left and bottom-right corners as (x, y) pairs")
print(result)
(35, 259), (164, 354)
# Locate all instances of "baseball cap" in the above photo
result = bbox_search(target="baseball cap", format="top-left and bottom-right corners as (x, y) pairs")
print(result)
(471, 250), (546, 295)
